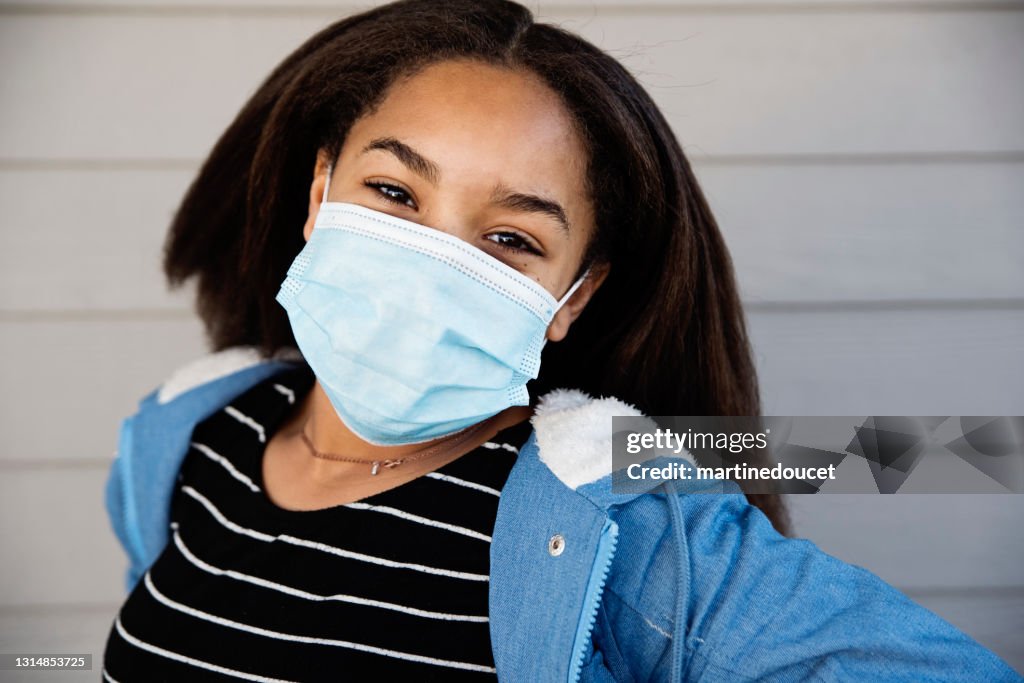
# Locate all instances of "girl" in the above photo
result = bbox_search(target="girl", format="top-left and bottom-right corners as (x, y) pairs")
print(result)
(102, 0), (1021, 680)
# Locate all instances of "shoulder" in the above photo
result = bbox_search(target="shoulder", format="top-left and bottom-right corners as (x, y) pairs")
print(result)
(154, 345), (304, 405)
(123, 344), (307, 436)
(529, 387), (699, 499)
(525, 388), (770, 678)
(529, 387), (645, 490)
(108, 345), (308, 590)
(526, 388), (700, 627)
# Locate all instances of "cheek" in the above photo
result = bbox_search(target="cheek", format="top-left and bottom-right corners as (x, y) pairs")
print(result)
(535, 250), (586, 300)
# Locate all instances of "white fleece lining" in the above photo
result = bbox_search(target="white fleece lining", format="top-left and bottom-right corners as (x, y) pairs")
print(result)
(530, 388), (695, 490)
(156, 346), (303, 405)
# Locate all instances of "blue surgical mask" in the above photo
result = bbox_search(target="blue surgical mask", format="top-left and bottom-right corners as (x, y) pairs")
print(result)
(275, 165), (588, 446)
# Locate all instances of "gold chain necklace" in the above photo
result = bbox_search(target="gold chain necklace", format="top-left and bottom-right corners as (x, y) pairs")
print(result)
(299, 418), (493, 476)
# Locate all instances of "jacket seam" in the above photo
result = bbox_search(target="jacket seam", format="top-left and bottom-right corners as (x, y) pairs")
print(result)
(605, 583), (673, 642)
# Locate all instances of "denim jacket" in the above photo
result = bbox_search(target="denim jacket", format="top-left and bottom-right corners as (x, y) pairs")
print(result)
(104, 346), (1021, 682)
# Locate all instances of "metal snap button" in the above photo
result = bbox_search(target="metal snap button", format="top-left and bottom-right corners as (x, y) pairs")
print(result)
(548, 533), (565, 556)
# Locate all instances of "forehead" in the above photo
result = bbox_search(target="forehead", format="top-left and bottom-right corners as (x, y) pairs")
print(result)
(344, 59), (592, 221)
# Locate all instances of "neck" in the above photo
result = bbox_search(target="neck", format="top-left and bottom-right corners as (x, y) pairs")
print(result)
(279, 380), (532, 479)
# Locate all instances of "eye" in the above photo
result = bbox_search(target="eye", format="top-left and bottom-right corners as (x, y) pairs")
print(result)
(484, 230), (543, 257)
(363, 180), (417, 209)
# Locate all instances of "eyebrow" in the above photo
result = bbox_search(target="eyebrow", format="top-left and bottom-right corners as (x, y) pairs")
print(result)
(360, 136), (571, 235)
(489, 184), (570, 236)
(361, 137), (441, 186)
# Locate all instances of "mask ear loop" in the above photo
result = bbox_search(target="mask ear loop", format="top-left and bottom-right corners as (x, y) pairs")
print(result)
(321, 162), (334, 205)
(555, 266), (591, 311)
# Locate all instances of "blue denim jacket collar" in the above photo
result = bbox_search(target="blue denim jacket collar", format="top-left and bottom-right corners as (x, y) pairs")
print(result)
(104, 347), (673, 682)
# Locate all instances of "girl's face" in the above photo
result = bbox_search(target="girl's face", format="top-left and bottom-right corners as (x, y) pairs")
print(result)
(303, 58), (607, 342)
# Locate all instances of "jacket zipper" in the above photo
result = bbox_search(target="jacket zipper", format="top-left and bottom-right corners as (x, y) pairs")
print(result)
(568, 516), (620, 683)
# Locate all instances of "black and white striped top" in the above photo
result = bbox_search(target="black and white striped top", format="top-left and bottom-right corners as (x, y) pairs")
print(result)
(102, 364), (532, 682)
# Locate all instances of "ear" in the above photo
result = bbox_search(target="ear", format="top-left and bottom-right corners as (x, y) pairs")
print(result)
(303, 149), (335, 242)
(546, 261), (610, 343)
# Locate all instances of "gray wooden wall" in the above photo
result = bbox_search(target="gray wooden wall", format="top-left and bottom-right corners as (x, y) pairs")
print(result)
(1, 0), (1021, 678)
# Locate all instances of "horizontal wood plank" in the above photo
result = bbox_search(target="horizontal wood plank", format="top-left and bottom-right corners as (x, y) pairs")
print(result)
(1, 11), (1021, 159)
(0, 169), (194, 312)
(0, 606), (120, 682)
(0, 317), (208, 462)
(788, 494), (1024, 590)
(906, 590), (1024, 674)
(0, 469), (126, 607)
(748, 308), (1024, 416)
(701, 162), (1024, 303)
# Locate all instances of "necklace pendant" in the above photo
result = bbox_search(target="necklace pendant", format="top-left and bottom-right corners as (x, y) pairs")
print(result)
(370, 459), (403, 476)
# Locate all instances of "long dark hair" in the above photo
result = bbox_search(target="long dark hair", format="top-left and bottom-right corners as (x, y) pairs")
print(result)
(163, 0), (789, 534)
